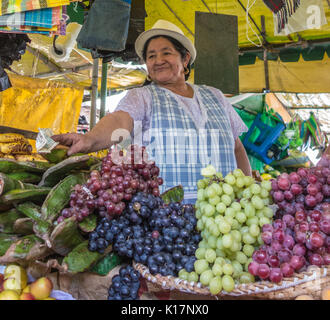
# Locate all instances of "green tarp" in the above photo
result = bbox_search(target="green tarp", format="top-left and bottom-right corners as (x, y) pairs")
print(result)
(239, 43), (330, 65)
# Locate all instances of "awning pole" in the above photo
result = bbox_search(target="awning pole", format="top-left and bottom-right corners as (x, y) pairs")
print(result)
(100, 60), (108, 120)
(261, 16), (270, 91)
(90, 58), (99, 130)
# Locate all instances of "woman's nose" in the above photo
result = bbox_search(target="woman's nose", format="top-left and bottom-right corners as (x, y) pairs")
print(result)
(154, 54), (165, 64)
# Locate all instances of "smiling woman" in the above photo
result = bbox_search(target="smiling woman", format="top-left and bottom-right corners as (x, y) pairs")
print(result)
(52, 19), (251, 204)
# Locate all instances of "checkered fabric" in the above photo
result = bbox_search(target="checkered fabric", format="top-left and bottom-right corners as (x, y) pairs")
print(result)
(146, 84), (237, 201)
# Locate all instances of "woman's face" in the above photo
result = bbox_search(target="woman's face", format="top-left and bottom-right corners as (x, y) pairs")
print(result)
(145, 37), (190, 85)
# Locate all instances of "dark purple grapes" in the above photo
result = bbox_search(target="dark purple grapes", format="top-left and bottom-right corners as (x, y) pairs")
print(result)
(108, 265), (140, 300)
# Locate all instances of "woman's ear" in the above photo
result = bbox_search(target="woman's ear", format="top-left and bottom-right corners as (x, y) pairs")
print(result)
(184, 51), (191, 68)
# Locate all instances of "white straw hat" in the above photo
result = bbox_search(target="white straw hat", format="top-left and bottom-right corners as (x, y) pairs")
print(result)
(135, 19), (196, 63)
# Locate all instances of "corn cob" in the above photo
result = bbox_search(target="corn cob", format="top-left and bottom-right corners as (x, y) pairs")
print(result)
(3, 155), (16, 160)
(0, 142), (32, 154)
(0, 133), (27, 143)
(15, 154), (48, 163)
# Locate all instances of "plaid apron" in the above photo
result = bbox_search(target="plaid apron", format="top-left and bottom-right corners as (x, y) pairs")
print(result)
(146, 84), (237, 203)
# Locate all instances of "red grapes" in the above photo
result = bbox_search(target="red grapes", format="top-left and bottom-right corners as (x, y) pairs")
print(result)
(57, 145), (163, 223)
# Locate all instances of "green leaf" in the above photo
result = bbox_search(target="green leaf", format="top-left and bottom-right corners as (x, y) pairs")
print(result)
(17, 202), (52, 244)
(40, 148), (68, 164)
(62, 240), (107, 274)
(0, 234), (18, 256)
(7, 172), (42, 184)
(49, 216), (84, 256)
(161, 185), (184, 204)
(78, 214), (97, 233)
(0, 208), (25, 233)
(38, 155), (96, 187)
(13, 218), (34, 235)
(0, 188), (51, 208)
(0, 234), (51, 264)
(90, 252), (121, 276)
(0, 159), (51, 174)
(41, 172), (89, 223)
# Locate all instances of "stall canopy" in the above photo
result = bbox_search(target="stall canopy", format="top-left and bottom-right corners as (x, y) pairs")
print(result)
(5, 0), (330, 93)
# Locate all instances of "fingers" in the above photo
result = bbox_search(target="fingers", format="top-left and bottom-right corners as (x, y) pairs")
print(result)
(52, 133), (79, 146)
(51, 133), (92, 156)
(67, 141), (83, 156)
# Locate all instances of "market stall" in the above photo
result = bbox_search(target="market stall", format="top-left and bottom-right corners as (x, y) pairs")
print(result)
(0, 0), (330, 302)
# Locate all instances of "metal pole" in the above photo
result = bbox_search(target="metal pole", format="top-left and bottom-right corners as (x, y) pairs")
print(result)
(261, 16), (270, 91)
(90, 58), (99, 130)
(100, 61), (108, 119)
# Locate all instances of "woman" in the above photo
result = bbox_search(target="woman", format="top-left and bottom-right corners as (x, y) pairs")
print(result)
(53, 20), (251, 203)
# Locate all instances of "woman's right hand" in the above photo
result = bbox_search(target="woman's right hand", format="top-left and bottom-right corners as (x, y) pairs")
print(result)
(51, 133), (95, 156)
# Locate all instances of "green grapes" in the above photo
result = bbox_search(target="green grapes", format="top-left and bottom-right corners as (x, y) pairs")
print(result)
(209, 195), (221, 206)
(222, 275), (235, 292)
(221, 194), (232, 206)
(195, 247), (206, 260)
(205, 248), (217, 263)
(200, 270), (214, 286)
(212, 263), (223, 276)
(188, 272), (199, 283)
(216, 202), (227, 214)
(224, 173), (236, 185)
(209, 276), (222, 295)
(194, 259), (209, 274)
(243, 244), (254, 257)
(222, 263), (234, 276)
(223, 183), (234, 196)
(193, 167), (273, 293)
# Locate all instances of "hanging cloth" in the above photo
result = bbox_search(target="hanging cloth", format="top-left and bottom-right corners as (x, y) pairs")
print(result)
(76, 0), (131, 52)
(262, 0), (301, 33)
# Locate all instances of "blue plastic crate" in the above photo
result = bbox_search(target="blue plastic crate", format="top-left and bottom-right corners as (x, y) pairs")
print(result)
(242, 113), (285, 164)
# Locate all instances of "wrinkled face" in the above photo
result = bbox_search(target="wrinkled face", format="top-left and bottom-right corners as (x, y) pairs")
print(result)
(145, 37), (190, 85)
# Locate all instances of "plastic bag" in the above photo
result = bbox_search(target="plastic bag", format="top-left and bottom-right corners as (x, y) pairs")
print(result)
(0, 65), (11, 92)
(0, 33), (30, 92)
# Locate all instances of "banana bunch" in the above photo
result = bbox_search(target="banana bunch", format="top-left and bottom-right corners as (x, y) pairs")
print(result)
(0, 133), (33, 157)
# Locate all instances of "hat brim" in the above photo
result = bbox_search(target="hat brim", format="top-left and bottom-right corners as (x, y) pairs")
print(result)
(135, 28), (196, 64)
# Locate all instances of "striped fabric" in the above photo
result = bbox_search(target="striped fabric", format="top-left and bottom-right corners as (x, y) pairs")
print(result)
(0, 0), (79, 16)
(0, 5), (65, 35)
(146, 84), (237, 203)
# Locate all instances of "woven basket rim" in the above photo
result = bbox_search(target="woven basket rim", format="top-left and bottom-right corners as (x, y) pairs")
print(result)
(133, 261), (330, 297)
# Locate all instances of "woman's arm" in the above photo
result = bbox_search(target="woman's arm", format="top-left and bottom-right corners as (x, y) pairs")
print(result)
(235, 138), (252, 176)
(52, 111), (133, 155)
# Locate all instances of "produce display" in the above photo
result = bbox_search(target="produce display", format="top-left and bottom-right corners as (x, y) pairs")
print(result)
(179, 165), (273, 294)
(0, 264), (55, 300)
(249, 162), (330, 283)
(0, 149), (108, 276)
(89, 193), (200, 276)
(0, 133), (329, 300)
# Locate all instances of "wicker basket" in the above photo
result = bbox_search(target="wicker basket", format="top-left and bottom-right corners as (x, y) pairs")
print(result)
(133, 262), (330, 300)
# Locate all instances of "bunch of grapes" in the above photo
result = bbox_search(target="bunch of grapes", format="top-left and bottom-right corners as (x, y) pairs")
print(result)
(189, 165), (273, 294)
(247, 162), (330, 284)
(271, 166), (330, 217)
(57, 145), (163, 223)
(248, 212), (330, 283)
(108, 265), (141, 300)
(88, 192), (201, 277)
